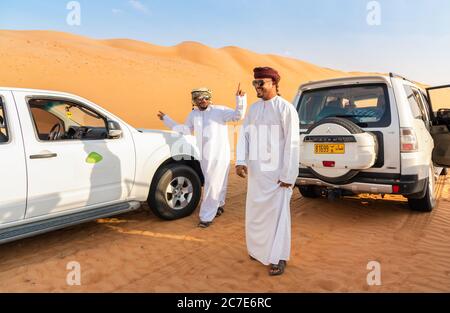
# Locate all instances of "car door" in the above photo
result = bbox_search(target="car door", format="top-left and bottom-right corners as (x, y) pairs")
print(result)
(425, 85), (450, 167)
(410, 86), (435, 157)
(13, 91), (135, 219)
(0, 90), (27, 225)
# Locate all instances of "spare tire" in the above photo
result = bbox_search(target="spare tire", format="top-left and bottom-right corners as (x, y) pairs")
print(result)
(300, 117), (378, 184)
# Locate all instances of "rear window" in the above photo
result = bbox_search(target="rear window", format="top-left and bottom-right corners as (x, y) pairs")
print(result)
(297, 84), (391, 129)
(0, 99), (9, 143)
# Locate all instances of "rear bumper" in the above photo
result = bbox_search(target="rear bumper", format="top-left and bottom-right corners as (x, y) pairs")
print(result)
(296, 169), (426, 196)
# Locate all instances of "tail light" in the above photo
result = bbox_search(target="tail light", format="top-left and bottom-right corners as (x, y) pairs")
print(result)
(323, 161), (335, 167)
(392, 185), (400, 193)
(400, 128), (418, 152)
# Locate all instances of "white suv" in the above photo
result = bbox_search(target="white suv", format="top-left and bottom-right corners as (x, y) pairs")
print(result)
(295, 73), (450, 212)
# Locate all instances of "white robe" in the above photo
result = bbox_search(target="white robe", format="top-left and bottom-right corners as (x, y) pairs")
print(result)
(163, 95), (247, 222)
(236, 96), (300, 265)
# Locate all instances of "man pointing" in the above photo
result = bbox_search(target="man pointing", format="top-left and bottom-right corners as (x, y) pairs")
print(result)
(158, 85), (247, 228)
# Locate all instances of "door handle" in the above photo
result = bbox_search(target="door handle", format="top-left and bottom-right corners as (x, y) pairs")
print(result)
(30, 153), (58, 159)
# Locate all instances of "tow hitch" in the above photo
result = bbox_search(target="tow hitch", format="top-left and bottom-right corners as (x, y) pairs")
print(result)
(321, 188), (354, 201)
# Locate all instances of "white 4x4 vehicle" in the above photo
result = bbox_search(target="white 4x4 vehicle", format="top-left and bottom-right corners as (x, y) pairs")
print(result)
(0, 88), (203, 244)
(295, 73), (450, 212)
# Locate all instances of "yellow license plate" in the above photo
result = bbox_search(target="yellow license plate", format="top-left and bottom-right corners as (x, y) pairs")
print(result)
(314, 144), (345, 154)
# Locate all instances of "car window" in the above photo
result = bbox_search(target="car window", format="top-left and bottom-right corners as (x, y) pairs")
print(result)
(404, 85), (424, 120)
(297, 84), (391, 128)
(28, 98), (108, 141)
(412, 88), (430, 123)
(0, 100), (9, 143)
(416, 90), (433, 124)
(420, 91), (435, 120)
(30, 107), (63, 140)
(51, 104), (106, 128)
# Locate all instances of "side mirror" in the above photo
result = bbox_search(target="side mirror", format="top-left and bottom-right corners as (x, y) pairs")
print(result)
(107, 120), (123, 139)
(436, 109), (450, 126)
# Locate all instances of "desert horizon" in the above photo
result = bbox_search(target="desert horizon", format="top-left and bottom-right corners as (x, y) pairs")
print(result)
(4, 29), (448, 131)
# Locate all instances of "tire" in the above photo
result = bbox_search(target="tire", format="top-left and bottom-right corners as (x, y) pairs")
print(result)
(441, 168), (448, 176)
(148, 164), (202, 220)
(305, 117), (378, 184)
(408, 167), (436, 212)
(298, 185), (321, 198)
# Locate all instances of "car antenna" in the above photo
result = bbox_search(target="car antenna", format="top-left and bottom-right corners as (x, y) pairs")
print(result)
(389, 72), (412, 83)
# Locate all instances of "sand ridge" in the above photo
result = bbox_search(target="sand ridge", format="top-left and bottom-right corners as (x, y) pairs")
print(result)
(0, 30), (362, 130)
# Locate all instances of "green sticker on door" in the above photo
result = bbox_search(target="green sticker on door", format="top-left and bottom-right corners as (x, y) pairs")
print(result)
(86, 152), (103, 164)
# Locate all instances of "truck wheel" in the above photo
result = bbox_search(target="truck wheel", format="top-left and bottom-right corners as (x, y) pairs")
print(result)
(441, 168), (448, 176)
(298, 185), (321, 198)
(148, 164), (202, 220)
(408, 167), (436, 212)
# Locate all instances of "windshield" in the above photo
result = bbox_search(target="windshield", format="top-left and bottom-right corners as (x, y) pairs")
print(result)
(297, 84), (390, 128)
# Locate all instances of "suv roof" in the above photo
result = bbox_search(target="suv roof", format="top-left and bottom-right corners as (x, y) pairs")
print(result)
(299, 73), (424, 93)
(299, 75), (391, 91)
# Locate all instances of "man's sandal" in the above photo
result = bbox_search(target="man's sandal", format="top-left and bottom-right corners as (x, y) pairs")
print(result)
(216, 207), (224, 217)
(198, 221), (213, 228)
(269, 260), (287, 276)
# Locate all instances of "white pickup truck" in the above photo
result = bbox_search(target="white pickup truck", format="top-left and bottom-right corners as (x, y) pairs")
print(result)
(0, 87), (204, 244)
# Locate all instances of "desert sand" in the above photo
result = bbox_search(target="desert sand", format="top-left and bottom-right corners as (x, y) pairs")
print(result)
(0, 172), (449, 292)
(0, 30), (449, 292)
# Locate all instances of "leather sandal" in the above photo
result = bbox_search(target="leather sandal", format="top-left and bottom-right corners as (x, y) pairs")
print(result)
(198, 221), (212, 228)
(269, 260), (287, 276)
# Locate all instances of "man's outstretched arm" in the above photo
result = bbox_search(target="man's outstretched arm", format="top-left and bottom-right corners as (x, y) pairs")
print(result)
(158, 111), (194, 135)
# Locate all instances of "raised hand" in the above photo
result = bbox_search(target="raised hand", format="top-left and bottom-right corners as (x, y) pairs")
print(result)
(157, 111), (166, 120)
(236, 82), (246, 97)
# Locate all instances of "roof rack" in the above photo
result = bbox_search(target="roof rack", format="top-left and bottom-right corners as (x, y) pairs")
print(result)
(389, 72), (412, 82)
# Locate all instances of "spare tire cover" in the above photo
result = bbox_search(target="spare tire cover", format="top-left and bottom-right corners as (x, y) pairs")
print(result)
(300, 117), (378, 184)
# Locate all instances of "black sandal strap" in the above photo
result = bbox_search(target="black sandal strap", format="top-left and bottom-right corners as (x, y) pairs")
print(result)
(216, 207), (224, 217)
(198, 221), (212, 228)
(269, 261), (286, 276)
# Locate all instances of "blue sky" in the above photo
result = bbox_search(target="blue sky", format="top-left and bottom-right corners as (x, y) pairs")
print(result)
(1, 0), (449, 85)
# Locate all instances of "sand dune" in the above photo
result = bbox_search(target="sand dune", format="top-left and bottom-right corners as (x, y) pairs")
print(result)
(0, 30), (363, 130)
(2, 30), (449, 131)
(1, 30), (449, 129)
